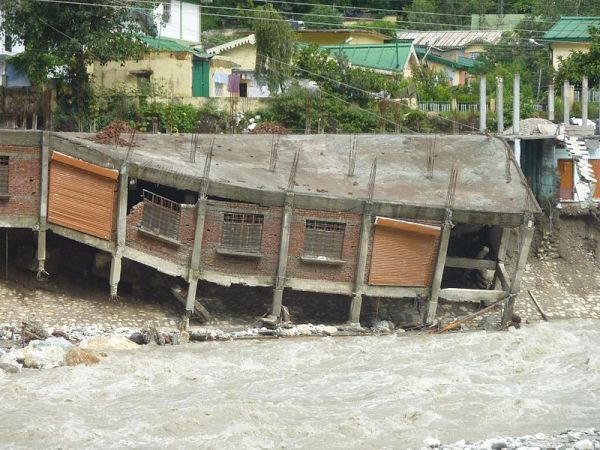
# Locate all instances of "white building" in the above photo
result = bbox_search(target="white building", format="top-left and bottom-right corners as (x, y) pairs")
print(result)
(1, 12), (25, 87)
(154, 0), (211, 45)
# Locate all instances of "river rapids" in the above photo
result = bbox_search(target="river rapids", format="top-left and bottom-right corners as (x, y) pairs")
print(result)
(1, 319), (599, 449)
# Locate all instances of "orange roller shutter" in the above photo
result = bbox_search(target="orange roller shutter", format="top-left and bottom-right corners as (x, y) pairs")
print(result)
(368, 218), (441, 287)
(48, 152), (118, 240)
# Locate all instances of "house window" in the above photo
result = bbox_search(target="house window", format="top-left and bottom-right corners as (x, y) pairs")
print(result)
(0, 156), (8, 196)
(4, 35), (12, 53)
(161, 2), (171, 23)
(239, 82), (248, 98)
(215, 82), (224, 97)
(304, 220), (345, 259)
(140, 189), (181, 242)
(221, 213), (263, 253)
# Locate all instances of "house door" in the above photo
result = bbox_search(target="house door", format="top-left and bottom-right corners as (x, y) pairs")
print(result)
(368, 217), (441, 287)
(192, 61), (209, 97)
(558, 159), (574, 200)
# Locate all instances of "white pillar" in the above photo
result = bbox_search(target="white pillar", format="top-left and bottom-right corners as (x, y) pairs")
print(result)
(479, 74), (487, 132)
(496, 77), (504, 134)
(512, 72), (520, 135)
(582, 76), (589, 126)
(563, 80), (570, 125)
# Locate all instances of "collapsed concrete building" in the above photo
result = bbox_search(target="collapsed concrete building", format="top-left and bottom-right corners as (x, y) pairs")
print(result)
(0, 130), (540, 325)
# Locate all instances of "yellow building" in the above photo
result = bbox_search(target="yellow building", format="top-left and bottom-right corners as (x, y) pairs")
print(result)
(90, 35), (235, 99)
(542, 17), (600, 70)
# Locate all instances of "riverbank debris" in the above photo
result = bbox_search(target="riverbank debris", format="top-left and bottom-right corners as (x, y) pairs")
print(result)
(528, 290), (549, 321)
(434, 299), (504, 334)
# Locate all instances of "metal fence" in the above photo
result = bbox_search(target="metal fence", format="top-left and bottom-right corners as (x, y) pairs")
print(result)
(574, 89), (600, 103)
(141, 190), (181, 241)
(304, 220), (345, 259)
(0, 156), (8, 194)
(418, 102), (451, 113)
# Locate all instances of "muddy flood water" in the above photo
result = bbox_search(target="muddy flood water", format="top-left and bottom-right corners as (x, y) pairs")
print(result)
(1, 319), (599, 449)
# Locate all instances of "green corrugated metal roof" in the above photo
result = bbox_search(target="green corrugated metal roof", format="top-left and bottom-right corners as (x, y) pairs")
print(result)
(139, 35), (211, 59)
(414, 47), (478, 70)
(320, 43), (414, 72)
(543, 17), (600, 42)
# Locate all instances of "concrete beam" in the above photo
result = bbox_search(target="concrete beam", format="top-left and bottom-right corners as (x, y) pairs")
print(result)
(495, 262), (510, 291)
(348, 204), (372, 323)
(200, 271), (274, 288)
(37, 131), (50, 276)
(424, 210), (452, 323)
(502, 217), (535, 326)
(271, 193), (293, 318)
(445, 257), (496, 271)
(439, 288), (507, 303)
(109, 165), (128, 299)
(0, 130), (42, 147)
(122, 246), (188, 278)
(0, 217), (38, 229)
(493, 227), (511, 290)
(48, 223), (114, 253)
(186, 197), (207, 311)
(362, 285), (429, 299)
(285, 278), (352, 296)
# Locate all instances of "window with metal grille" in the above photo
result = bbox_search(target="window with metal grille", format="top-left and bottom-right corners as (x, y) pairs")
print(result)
(304, 220), (345, 259)
(0, 156), (8, 195)
(221, 213), (264, 253)
(140, 189), (181, 241)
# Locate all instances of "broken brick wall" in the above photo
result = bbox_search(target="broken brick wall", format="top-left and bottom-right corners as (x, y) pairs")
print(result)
(0, 145), (41, 219)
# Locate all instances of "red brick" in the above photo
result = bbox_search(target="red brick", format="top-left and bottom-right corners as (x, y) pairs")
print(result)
(0, 145), (41, 218)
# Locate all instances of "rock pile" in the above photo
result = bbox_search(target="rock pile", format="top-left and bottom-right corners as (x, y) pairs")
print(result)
(537, 231), (560, 260)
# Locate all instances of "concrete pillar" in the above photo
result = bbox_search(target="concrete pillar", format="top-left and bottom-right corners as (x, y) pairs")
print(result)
(548, 84), (555, 121)
(563, 80), (570, 125)
(512, 72), (520, 135)
(424, 210), (452, 324)
(582, 76), (589, 126)
(37, 131), (50, 277)
(109, 255), (122, 299)
(348, 203), (372, 324)
(186, 197), (207, 311)
(271, 193), (293, 318)
(493, 227), (510, 290)
(501, 216), (534, 327)
(479, 74), (487, 132)
(496, 77), (504, 134)
(514, 138), (521, 167)
(109, 165), (128, 299)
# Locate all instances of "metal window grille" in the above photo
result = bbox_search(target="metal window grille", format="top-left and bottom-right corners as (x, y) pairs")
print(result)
(221, 213), (264, 252)
(0, 156), (8, 195)
(141, 189), (181, 241)
(304, 220), (345, 259)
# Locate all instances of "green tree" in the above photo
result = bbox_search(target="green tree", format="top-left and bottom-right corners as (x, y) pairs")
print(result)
(254, 4), (295, 93)
(303, 5), (343, 29)
(1, 0), (147, 129)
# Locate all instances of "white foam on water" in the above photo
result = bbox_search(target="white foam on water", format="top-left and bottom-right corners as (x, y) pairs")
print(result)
(1, 319), (599, 449)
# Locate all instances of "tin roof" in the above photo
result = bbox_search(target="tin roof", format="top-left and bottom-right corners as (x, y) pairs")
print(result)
(321, 43), (417, 73)
(396, 30), (504, 49)
(206, 34), (256, 55)
(543, 17), (600, 42)
(139, 35), (211, 59)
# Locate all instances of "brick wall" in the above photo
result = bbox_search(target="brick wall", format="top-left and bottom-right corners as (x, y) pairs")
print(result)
(286, 209), (361, 283)
(0, 145), (41, 218)
(126, 201), (196, 267)
(200, 200), (282, 277)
